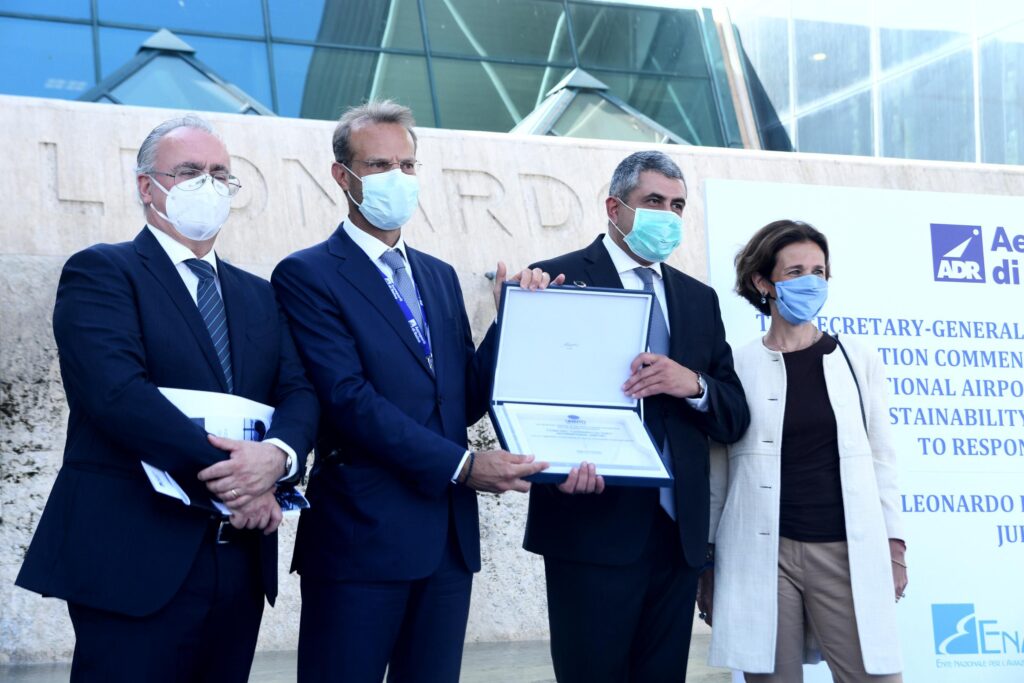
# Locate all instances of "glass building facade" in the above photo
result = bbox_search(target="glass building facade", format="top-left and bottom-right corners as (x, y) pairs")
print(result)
(0, 0), (741, 148)
(4, 0), (1024, 166)
(730, 0), (1024, 164)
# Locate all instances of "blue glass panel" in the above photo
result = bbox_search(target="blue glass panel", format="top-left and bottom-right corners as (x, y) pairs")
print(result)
(423, 0), (571, 63)
(97, 0), (264, 37)
(0, 17), (94, 98)
(793, 18), (870, 108)
(98, 26), (151, 77)
(796, 92), (871, 156)
(591, 70), (724, 147)
(111, 55), (250, 112)
(0, 0), (90, 19)
(881, 49), (974, 162)
(268, 0), (423, 50)
(432, 57), (568, 132)
(182, 35), (272, 108)
(99, 28), (272, 108)
(273, 43), (435, 125)
(980, 31), (1024, 164)
(569, 3), (708, 78)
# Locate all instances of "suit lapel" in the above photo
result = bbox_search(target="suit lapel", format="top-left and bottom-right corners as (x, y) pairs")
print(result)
(329, 227), (434, 377)
(582, 235), (624, 289)
(661, 265), (699, 363)
(133, 229), (229, 392)
(217, 259), (246, 393)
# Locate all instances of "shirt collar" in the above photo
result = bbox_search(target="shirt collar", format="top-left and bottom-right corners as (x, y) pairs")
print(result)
(343, 218), (409, 264)
(601, 233), (663, 280)
(146, 224), (218, 272)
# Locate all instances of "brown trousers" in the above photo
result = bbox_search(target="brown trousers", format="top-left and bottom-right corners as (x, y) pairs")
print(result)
(745, 538), (902, 683)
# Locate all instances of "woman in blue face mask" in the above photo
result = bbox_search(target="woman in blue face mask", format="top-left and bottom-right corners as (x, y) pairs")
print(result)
(698, 220), (908, 683)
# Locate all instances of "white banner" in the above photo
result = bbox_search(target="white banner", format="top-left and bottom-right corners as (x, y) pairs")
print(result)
(705, 179), (1024, 682)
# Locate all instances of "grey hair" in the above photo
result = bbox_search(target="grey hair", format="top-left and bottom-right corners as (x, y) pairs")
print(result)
(608, 150), (686, 201)
(135, 114), (217, 176)
(332, 99), (417, 165)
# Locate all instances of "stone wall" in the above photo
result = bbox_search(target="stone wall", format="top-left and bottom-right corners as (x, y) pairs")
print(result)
(3, 95), (1023, 662)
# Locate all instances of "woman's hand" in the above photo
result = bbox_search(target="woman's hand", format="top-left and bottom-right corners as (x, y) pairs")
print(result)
(697, 567), (714, 626)
(890, 538), (908, 602)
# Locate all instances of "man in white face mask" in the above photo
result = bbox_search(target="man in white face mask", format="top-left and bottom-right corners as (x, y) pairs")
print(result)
(16, 115), (319, 683)
(272, 100), (562, 683)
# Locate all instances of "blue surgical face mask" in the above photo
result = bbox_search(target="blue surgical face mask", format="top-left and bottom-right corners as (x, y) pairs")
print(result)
(773, 274), (828, 325)
(611, 199), (683, 263)
(343, 165), (420, 230)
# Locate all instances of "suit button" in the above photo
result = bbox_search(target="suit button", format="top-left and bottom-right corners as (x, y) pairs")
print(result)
(437, 395), (445, 405)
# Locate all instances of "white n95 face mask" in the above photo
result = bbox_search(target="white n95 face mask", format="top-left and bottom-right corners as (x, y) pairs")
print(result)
(149, 175), (232, 241)
(344, 166), (420, 230)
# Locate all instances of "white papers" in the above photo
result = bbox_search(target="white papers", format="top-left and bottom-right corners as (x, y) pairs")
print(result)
(493, 286), (651, 408)
(492, 403), (669, 480)
(142, 388), (279, 516)
(158, 387), (274, 440)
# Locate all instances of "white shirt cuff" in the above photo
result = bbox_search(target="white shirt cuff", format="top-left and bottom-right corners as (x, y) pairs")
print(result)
(265, 438), (299, 481)
(685, 375), (710, 412)
(451, 450), (471, 483)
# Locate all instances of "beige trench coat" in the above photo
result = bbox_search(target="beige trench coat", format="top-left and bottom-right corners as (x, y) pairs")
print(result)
(708, 336), (904, 674)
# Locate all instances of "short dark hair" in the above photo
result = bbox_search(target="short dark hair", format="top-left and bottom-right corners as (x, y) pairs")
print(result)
(734, 219), (830, 315)
(609, 150), (685, 201)
(332, 99), (417, 165)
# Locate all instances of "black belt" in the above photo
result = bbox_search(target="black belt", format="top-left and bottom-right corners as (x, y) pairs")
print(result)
(209, 516), (247, 545)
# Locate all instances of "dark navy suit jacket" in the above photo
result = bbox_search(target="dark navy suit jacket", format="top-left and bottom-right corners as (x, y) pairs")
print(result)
(16, 228), (319, 616)
(524, 235), (750, 568)
(271, 223), (495, 582)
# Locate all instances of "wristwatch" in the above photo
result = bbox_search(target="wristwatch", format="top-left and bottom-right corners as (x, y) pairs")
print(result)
(694, 372), (707, 399)
(282, 451), (295, 479)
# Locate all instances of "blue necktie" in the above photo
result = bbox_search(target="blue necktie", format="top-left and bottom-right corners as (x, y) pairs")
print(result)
(185, 259), (233, 393)
(634, 266), (676, 520)
(379, 248), (426, 332)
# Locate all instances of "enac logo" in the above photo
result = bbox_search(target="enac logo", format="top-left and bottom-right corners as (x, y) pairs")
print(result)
(931, 224), (986, 283)
(932, 603), (979, 655)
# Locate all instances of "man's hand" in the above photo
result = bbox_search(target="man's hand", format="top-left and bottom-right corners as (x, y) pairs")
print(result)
(198, 435), (287, 509)
(461, 450), (548, 493)
(492, 261), (566, 311)
(228, 488), (283, 535)
(557, 461), (605, 495)
(623, 353), (701, 399)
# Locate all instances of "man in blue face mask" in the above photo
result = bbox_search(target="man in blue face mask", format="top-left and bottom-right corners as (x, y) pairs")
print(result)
(271, 100), (561, 683)
(523, 150), (751, 683)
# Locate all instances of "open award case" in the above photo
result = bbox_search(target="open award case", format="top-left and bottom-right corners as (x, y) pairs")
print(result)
(488, 283), (672, 487)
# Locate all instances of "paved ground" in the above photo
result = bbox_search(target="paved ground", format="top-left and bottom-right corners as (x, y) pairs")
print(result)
(1, 634), (731, 682)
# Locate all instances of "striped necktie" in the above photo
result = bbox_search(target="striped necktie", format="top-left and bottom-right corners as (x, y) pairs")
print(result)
(185, 258), (233, 393)
(634, 266), (675, 520)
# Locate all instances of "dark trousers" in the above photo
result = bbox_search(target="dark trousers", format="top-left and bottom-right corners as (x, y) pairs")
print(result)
(544, 510), (700, 683)
(67, 527), (264, 683)
(297, 529), (473, 683)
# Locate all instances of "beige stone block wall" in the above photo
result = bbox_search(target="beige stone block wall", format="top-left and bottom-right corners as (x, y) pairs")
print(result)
(2, 95), (1024, 663)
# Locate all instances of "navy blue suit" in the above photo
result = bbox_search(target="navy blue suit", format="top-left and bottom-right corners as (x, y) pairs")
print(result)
(16, 228), (318, 682)
(272, 223), (496, 683)
(525, 236), (749, 682)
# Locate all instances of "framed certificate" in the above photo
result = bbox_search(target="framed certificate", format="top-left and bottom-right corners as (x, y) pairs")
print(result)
(489, 284), (671, 487)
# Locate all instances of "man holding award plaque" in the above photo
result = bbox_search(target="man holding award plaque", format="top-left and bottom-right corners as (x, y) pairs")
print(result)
(523, 151), (750, 682)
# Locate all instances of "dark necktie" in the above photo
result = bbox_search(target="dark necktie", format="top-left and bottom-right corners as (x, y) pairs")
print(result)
(633, 266), (675, 519)
(379, 248), (426, 332)
(184, 259), (233, 393)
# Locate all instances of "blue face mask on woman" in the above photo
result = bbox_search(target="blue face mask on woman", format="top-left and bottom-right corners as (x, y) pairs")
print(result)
(773, 274), (828, 325)
(611, 199), (683, 263)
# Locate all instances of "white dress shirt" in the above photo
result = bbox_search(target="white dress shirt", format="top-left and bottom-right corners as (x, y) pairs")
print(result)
(146, 225), (299, 480)
(341, 221), (470, 482)
(600, 235), (709, 412)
